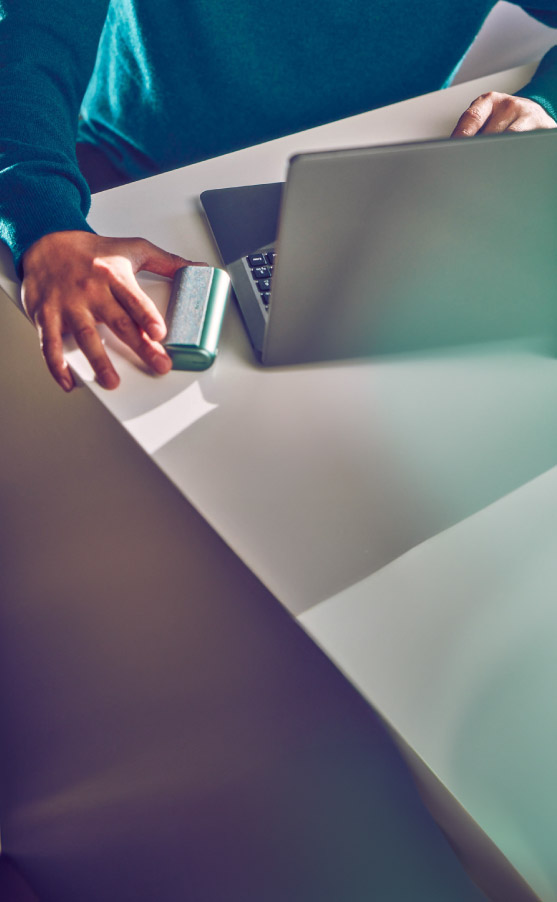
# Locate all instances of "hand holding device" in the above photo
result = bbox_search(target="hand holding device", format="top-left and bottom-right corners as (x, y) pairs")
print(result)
(21, 231), (204, 391)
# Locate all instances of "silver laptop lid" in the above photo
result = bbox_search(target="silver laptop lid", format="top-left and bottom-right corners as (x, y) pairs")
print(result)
(263, 130), (557, 365)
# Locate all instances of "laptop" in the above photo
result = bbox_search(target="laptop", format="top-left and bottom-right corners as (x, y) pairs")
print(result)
(200, 131), (557, 366)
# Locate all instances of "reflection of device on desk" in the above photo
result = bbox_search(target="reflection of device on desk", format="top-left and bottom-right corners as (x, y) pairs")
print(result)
(202, 130), (557, 366)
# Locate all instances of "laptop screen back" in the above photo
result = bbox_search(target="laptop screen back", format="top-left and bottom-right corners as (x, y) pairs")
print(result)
(263, 131), (557, 365)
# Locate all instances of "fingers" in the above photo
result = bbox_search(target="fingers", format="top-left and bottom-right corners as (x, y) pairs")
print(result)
(126, 237), (206, 279)
(35, 303), (120, 393)
(476, 98), (517, 135)
(452, 93), (557, 138)
(103, 303), (172, 375)
(70, 313), (120, 390)
(111, 238), (208, 341)
(36, 292), (171, 392)
(69, 278), (174, 385)
(111, 270), (169, 341)
(451, 94), (494, 138)
(35, 309), (75, 393)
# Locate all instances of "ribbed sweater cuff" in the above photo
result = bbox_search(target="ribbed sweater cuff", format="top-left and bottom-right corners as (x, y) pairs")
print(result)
(514, 46), (557, 124)
(0, 171), (95, 279)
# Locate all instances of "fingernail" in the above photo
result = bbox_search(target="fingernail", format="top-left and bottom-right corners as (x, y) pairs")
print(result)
(154, 354), (172, 374)
(61, 376), (73, 392)
(148, 322), (166, 341)
(99, 371), (119, 390)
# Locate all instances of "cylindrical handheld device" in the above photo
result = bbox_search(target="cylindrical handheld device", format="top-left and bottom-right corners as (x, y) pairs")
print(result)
(163, 265), (230, 370)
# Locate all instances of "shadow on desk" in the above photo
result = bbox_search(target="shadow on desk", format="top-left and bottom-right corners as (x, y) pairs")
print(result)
(0, 857), (39, 902)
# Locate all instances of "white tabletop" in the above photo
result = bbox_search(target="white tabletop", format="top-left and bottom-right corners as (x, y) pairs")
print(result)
(4, 62), (556, 616)
(301, 464), (557, 901)
(2, 61), (556, 899)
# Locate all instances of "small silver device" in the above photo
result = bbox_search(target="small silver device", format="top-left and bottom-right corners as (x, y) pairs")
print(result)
(164, 265), (230, 370)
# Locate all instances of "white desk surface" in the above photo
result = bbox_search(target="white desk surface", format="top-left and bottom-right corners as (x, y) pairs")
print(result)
(3, 62), (556, 616)
(2, 62), (557, 899)
(301, 465), (557, 901)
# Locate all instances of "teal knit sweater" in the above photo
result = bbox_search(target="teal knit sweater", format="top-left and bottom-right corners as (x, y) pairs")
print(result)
(1, 0), (556, 274)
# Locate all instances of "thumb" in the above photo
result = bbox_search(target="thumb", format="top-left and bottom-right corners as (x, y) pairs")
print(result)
(130, 238), (207, 278)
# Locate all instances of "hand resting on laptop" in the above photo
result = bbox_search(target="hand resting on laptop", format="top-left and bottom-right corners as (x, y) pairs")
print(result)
(452, 92), (557, 136)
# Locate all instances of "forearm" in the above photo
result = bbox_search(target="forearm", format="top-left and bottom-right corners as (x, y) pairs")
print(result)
(0, 0), (110, 274)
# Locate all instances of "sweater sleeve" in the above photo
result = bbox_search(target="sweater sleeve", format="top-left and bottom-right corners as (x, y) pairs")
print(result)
(515, 45), (557, 121)
(0, 0), (110, 277)
(508, 6), (557, 120)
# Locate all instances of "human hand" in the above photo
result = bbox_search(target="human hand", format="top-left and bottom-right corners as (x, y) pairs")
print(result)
(451, 92), (556, 138)
(21, 231), (204, 391)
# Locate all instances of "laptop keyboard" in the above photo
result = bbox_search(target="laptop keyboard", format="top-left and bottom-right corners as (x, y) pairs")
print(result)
(245, 250), (276, 310)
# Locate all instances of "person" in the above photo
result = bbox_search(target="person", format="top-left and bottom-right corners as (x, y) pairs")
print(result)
(1, 0), (556, 392)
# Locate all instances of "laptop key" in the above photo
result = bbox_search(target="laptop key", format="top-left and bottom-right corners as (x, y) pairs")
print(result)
(247, 254), (266, 267)
(257, 279), (271, 292)
(252, 266), (271, 280)
(265, 252), (276, 265)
